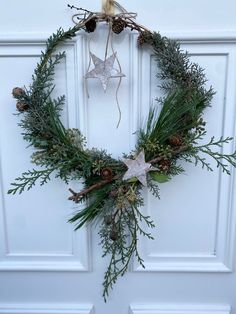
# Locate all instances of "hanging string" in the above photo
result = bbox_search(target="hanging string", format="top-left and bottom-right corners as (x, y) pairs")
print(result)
(84, 36), (93, 99)
(104, 23), (111, 61)
(110, 29), (122, 128)
(102, 0), (115, 14)
(112, 1), (126, 13)
(84, 23), (123, 128)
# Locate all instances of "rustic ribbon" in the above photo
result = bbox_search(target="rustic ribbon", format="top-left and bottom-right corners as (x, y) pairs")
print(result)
(102, 0), (115, 14)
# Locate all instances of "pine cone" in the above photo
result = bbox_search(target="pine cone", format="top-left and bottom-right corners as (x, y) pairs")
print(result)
(137, 33), (145, 46)
(159, 159), (171, 171)
(137, 31), (153, 46)
(168, 135), (183, 146)
(12, 87), (25, 98)
(112, 18), (127, 34)
(110, 229), (118, 241)
(85, 18), (97, 33)
(101, 167), (113, 180)
(16, 101), (29, 112)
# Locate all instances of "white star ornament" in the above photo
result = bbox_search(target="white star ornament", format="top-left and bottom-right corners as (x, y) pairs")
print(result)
(85, 52), (125, 92)
(123, 150), (157, 186)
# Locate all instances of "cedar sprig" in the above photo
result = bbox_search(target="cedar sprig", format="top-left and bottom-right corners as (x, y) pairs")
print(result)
(100, 186), (154, 301)
(186, 135), (236, 174)
(8, 168), (55, 195)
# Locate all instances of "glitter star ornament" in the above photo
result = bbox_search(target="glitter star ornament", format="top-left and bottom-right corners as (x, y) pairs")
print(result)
(85, 52), (125, 91)
(123, 150), (157, 186)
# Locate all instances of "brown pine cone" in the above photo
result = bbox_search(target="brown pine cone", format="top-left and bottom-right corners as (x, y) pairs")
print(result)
(112, 18), (127, 34)
(101, 167), (113, 180)
(159, 159), (171, 171)
(85, 18), (97, 33)
(168, 135), (183, 146)
(110, 229), (118, 241)
(12, 87), (25, 98)
(16, 101), (29, 112)
(137, 31), (153, 46)
(137, 33), (145, 46)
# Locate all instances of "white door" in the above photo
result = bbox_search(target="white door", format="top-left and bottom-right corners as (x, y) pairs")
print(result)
(0, 1), (236, 314)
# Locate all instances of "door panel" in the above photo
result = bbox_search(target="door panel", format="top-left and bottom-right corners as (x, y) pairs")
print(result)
(0, 1), (236, 313)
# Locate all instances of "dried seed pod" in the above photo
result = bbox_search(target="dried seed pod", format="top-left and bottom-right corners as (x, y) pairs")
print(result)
(12, 87), (25, 98)
(168, 135), (183, 146)
(137, 31), (153, 46)
(16, 101), (29, 112)
(85, 18), (97, 33)
(112, 18), (127, 34)
(110, 229), (119, 241)
(101, 167), (113, 180)
(159, 159), (171, 172)
(137, 33), (145, 46)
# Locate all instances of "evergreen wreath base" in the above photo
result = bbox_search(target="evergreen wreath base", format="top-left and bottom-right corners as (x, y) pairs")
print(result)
(9, 6), (236, 301)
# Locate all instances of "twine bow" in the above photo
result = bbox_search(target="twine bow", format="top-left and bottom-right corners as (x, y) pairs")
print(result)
(102, 0), (115, 14)
(69, 1), (138, 26)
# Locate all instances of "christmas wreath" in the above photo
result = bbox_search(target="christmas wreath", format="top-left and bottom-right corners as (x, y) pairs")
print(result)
(8, 2), (236, 301)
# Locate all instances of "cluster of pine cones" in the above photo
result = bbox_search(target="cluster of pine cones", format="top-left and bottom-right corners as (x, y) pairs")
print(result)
(85, 17), (127, 34)
(84, 16), (152, 47)
(12, 87), (29, 112)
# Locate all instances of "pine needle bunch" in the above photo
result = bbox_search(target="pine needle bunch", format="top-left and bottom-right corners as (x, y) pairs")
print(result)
(8, 5), (236, 301)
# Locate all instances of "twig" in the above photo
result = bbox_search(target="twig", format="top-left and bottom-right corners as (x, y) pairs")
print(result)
(67, 4), (92, 14)
(149, 145), (189, 164)
(68, 174), (120, 202)
(68, 145), (189, 202)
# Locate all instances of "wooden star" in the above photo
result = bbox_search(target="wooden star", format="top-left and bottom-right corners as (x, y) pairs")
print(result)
(85, 52), (125, 91)
(123, 150), (157, 186)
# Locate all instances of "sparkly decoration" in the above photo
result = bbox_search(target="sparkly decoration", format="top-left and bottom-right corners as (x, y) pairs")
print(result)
(85, 52), (125, 91)
(123, 150), (157, 186)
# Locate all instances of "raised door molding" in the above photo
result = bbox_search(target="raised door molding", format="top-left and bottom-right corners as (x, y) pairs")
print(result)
(132, 39), (236, 273)
(130, 304), (231, 314)
(0, 36), (91, 271)
(0, 304), (94, 314)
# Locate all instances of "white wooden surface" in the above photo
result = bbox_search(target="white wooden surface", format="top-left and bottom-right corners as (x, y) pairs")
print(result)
(0, 1), (236, 314)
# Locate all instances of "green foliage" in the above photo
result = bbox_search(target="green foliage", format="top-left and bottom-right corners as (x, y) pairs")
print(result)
(69, 186), (110, 229)
(181, 133), (236, 174)
(149, 172), (171, 183)
(138, 89), (208, 151)
(151, 32), (215, 106)
(147, 177), (161, 198)
(8, 168), (55, 195)
(99, 185), (155, 301)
